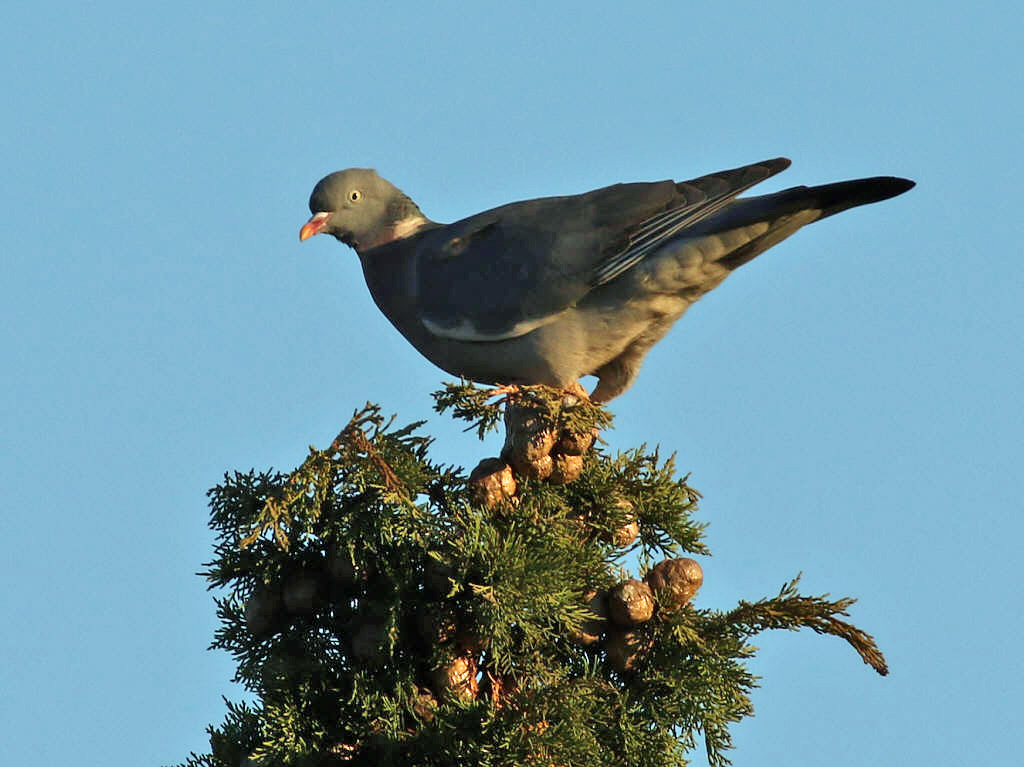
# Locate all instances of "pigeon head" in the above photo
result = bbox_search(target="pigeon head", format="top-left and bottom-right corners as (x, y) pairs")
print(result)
(300, 169), (430, 252)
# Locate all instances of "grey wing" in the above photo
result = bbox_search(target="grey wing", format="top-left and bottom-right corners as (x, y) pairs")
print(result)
(592, 157), (792, 284)
(417, 158), (792, 342)
(416, 210), (592, 341)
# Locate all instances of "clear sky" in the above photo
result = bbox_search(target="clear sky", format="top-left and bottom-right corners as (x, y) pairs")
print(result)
(2, 2), (1020, 764)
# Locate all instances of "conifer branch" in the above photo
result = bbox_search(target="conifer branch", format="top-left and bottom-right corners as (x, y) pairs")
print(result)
(433, 380), (613, 440)
(238, 405), (411, 551)
(341, 418), (407, 497)
(723, 576), (889, 675)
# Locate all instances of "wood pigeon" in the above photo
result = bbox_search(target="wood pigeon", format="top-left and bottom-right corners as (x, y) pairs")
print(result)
(300, 158), (913, 401)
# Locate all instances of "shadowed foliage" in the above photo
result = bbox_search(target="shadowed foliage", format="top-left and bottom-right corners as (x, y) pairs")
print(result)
(176, 384), (884, 767)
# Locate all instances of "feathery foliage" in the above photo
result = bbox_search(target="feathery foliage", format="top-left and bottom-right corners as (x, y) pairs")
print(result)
(176, 383), (885, 767)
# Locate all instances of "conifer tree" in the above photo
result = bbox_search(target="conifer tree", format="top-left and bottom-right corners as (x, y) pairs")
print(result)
(176, 383), (886, 767)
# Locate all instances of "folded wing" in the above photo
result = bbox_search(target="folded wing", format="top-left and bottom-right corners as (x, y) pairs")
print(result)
(417, 158), (792, 342)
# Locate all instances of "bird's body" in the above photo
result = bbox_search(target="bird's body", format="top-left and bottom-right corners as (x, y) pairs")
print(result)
(301, 159), (913, 401)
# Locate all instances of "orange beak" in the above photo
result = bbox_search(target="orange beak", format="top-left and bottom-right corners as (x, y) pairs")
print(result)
(299, 211), (332, 241)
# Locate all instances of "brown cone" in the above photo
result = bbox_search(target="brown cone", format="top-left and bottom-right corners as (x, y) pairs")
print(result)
(608, 579), (655, 627)
(549, 453), (584, 484)
(468, 458), (518, 508)
(645, 557), (704, 611)
(431, 653), (479, 702)
(605, 627), (652, 673)
(244, 587), (282, 637)
(502, 401), (557, 470)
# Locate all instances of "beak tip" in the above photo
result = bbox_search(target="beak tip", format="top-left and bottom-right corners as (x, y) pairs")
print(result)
(299, 212), (330, 243)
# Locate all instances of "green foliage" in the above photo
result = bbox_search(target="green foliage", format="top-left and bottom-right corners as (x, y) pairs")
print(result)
(176, 385), (886, 767)
(433, 380), (613, 440)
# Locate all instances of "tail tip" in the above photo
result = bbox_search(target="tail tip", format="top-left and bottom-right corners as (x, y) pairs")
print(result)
(879, 176), (916, 200)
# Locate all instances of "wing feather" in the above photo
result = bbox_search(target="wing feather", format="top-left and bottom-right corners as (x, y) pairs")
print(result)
(417, 159), (791, 342)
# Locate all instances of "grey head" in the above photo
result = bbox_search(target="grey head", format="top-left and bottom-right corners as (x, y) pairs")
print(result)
(299, 169), (430, 252)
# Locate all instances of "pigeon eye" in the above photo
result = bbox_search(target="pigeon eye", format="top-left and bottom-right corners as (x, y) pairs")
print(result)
(349, 190), (362, 202)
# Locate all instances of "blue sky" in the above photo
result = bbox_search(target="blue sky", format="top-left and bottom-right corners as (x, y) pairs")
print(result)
(2, 2), (1020, 764)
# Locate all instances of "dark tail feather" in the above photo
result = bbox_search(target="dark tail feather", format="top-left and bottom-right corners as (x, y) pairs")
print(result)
(736, 176), (916, 224)
(809, 176), (916, 220)
(707, 176), (914, 272)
